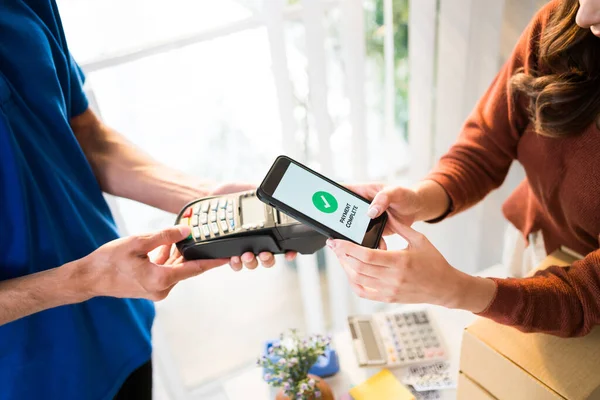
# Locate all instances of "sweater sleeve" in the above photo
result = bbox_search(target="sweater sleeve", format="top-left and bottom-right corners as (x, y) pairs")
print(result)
(424, 2), (555, 218)
(478, 250), (600, 337)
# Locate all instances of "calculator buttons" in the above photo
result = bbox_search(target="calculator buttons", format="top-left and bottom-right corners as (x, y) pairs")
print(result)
(210, 200), (218, 211)
(192, 227), (201, 239)
(191, 214), (199, 226)
(416, 348), (424, 359)
(229, 219), (235, 230)
(372, 310), (446, 367)
(227, 204), (233, 213)
(209, 212), (217, 223)
(201, 224), (210, 238)
(201, 202), (210, 213)
(219, 220), (229, 232)
(210, 222), (219, 235)
(218, 198), (227, 209)
(200, 213), (208, 224)
(218, 209), (226, 220)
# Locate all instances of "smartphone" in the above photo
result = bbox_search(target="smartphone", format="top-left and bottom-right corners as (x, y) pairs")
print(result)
(257, 156), (387, 248)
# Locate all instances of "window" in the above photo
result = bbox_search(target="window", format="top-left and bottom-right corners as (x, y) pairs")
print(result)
(58, 0), (411, 391)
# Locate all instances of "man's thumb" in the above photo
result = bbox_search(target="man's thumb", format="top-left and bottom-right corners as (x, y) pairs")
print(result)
(138, 225), (191, 252)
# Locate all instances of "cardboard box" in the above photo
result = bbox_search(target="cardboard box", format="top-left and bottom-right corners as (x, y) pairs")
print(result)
(457, 250), (600, 400)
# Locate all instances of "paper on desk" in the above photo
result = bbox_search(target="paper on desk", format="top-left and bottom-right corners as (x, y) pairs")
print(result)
(403, 361), (455, 392)
(349, 369), (415, 400)
(408, 386), (441, 400)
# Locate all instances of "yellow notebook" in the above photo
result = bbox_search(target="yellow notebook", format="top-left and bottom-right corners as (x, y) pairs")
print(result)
(349, 369), (415, 400)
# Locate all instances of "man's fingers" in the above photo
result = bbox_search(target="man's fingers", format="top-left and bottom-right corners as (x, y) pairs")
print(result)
(241, 252), (259, 270)
(151, 244), (171, 265)
(284, 251), (298, 261)
(258, 252), (275, 268)
(137, 225), (190, 253)
(229, 256), (243, 271)
(163, 258), (228, 285)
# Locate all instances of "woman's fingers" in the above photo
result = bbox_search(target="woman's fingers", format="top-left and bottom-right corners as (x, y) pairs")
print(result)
(337, 251), (391, 279)
(327, 239), (398, 266)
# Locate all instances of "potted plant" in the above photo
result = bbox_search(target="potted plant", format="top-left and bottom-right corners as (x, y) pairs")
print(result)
(257, 330), (335, 400)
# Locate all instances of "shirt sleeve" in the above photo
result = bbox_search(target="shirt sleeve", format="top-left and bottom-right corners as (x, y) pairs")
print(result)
(68, 54), (89, 118)
(478, 250), (600, 337)
(423, 2), (556, 220)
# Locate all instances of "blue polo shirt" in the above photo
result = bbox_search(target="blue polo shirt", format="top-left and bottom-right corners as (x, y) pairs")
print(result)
(0, 1), (155, 399)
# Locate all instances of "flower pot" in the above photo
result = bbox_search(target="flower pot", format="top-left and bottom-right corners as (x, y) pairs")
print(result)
(275, 374), (334, 400)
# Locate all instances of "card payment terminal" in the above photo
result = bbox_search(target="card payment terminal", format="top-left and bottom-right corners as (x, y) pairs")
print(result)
(175, 190), (327, 259)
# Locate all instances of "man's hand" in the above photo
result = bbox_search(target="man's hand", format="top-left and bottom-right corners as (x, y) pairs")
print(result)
(208, 182), (298, 271)
(82, 225), (227, 301)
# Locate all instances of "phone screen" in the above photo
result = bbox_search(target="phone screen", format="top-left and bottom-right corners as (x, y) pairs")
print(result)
(272, 163), (372, 243)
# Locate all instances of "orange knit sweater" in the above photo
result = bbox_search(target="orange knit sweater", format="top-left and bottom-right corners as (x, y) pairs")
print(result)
(426, 0), (600, 337)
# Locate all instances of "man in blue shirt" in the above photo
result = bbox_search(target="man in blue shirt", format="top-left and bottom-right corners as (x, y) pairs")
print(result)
(0, 1), (292, 399)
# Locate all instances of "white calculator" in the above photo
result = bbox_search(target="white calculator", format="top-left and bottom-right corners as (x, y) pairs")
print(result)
(348, 309), (448, 368)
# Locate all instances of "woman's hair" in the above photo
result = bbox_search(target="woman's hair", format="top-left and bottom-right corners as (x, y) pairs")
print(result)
(510, 0), (600, 137)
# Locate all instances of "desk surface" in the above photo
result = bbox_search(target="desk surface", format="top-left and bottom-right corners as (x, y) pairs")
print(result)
(220, 264), (506, 400)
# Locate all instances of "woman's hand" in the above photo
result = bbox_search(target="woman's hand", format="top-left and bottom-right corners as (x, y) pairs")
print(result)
(209, 182), (297, 270)
(327, 223), (496, 312)
(347, 180), (451, 234)
(346, 183), (422, 235)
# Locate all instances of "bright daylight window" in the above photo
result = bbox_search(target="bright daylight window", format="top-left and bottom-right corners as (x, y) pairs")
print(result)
(57, 0), (409, 392)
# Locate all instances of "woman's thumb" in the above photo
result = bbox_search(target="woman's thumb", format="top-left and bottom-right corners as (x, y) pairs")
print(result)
(366, 188), (392, 218)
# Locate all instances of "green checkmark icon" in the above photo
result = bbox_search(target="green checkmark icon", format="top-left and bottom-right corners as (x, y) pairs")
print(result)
(312, 191), (338, 214)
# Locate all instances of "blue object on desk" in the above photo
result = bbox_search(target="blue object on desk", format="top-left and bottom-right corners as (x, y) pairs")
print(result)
(262, 339), (340, 378)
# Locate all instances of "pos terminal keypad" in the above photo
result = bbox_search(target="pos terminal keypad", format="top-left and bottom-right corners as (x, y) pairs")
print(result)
(175, 191), (327, 259)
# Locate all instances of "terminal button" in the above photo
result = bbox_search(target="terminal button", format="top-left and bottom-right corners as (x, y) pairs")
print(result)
(201, 202), (210, 213)
(192, 227), (201, 239)
(201, 224), (210, 238)
(219, 220), (228, 232)
(210, 222), (219, 235)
